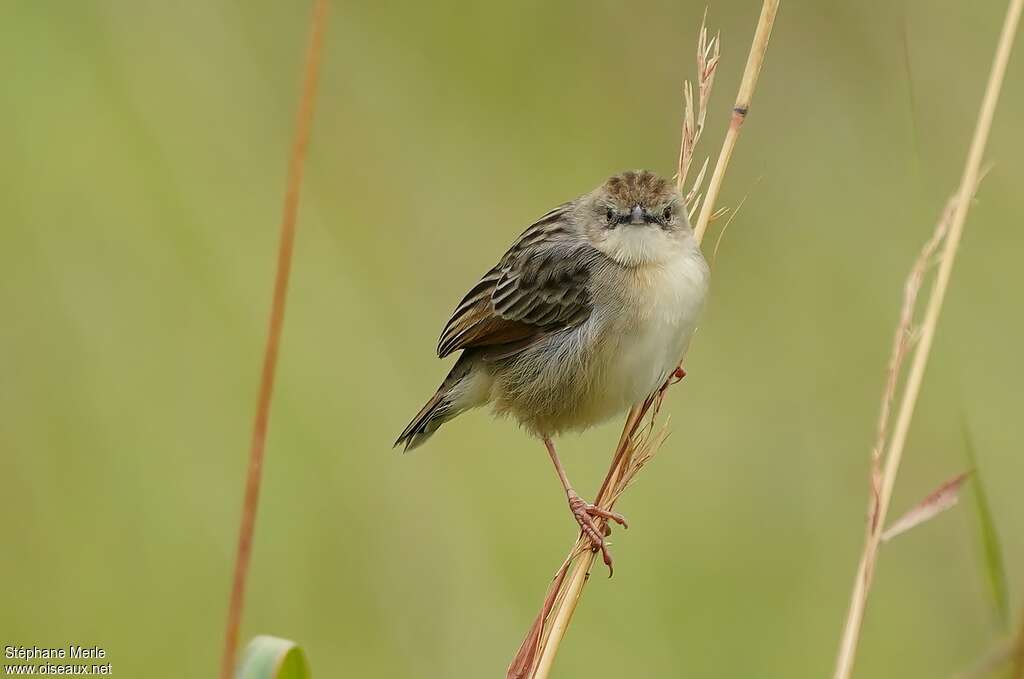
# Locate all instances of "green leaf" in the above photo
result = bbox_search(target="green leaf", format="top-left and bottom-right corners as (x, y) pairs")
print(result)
(236, 636), (311, 679)
(962, 423), (1010, 630)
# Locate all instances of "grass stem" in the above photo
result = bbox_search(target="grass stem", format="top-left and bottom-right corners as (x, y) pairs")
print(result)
(693, 0), (779, 244)
(510, 4), (779, 676)
(218, 2), (328, 677)
(832, 1), (1022, 676)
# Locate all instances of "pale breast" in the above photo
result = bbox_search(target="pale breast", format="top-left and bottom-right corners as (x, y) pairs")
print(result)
(588, 243), (709, 417)
(488, 240), (708, 437)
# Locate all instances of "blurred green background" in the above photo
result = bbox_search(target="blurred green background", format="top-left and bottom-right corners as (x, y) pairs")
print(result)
(2, 1), (1022, 677)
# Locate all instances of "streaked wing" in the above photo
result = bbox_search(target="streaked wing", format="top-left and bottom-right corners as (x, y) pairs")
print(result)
(437, 203), (599, 360)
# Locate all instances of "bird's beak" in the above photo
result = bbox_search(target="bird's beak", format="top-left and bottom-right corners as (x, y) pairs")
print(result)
(629, 205), (645, 225)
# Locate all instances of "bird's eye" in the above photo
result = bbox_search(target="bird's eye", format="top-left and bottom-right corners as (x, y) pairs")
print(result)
(605, 208), (615, 223)
(662, 206), (673, 221)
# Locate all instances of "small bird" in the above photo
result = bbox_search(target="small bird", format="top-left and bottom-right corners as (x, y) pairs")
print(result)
(396, 170), (709, 568)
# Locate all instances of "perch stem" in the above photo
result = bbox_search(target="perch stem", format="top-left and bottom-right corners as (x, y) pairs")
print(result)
(693, 0), (779, 244)
(520, 4), (780, 678)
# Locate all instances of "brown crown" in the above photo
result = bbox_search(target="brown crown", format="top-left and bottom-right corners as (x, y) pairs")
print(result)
(603, 170), (675, 206)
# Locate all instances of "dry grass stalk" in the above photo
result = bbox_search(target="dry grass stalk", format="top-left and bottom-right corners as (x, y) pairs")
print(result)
(693, 0), (779, 244)
(507, 401), (655, 679)
(527, 394), (670, 679)
(867, 196), (958, 532)
(507, 5), (779, 677)
(677, 15), (720, 202)
(832, 1), (1022, 676)
(218, 1), (329, 677)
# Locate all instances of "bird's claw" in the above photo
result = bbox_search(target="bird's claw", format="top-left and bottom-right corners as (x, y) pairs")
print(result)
(657, 366), (688, 398)
(567, 491), (628, 577)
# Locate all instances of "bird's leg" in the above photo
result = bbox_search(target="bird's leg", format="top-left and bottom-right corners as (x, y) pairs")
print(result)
(543, 437), (628, 574)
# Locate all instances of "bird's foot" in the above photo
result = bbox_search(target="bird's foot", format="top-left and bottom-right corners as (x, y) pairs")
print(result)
(658, 366), (687, 397)
(567, 490), (628, 576)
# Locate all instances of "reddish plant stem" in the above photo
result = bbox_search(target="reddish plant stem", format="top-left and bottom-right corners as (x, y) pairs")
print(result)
(507, 395), (654, 678)
(218, 2), (329, 677)
(507, 561), (573, 679)
(594, 394), (655, 503)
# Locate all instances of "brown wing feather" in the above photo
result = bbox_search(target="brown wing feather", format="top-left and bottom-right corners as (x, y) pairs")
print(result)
(436, 203), (600, 359)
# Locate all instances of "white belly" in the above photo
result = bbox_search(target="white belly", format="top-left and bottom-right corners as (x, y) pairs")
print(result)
(484, 240), (709, 437)
(592, 246), (709, 417)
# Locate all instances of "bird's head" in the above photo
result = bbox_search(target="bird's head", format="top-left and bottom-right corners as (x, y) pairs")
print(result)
(581, 170), (692, 266)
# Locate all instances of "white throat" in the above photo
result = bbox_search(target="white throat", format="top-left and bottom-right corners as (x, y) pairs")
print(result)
(598, 226), (691, 267)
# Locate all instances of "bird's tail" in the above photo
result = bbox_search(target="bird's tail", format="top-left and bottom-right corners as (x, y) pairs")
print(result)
(394, 354), (482, 451)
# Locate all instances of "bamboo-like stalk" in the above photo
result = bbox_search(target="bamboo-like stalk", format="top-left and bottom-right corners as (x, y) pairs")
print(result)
(530, 408), (647, 679)
(509, 5), (780, 678)
(832, 1), (1022, 677)
(218, 2), (328, 677)
(693, 0), (779, 244)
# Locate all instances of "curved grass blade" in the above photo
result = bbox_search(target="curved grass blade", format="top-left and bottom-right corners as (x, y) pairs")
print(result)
(236, 636), (311, 679)
(954, 637), (1016, 679)
(962, 423), (1010, 630)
